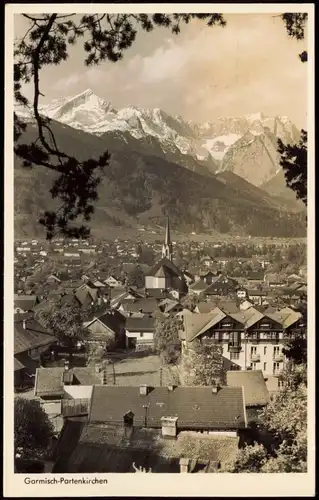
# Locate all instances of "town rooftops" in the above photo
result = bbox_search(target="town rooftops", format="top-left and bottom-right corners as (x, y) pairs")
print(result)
(14, 315), (57, 355)
(34, 367), (101, 398)
(86, 310), (125, 335)
(120, 298), (159, 314)
(146, 257), (184, 279)
(246, 288), (269, 297)
(89, 385), (246, 430)
(247, 272), (265, 281)
(226, 370), (270, 407)
(183, 308), (248, 342)
(125, 316), (156, 332)
(14, 294), (39, 310)
(14, 357), (25, 371)
(188, 279), (209, 292)
(194, 302), (217, 314)
(264, 273), (286, 284)
(182, 305), (302, 342)
(64, 426), (239, 473)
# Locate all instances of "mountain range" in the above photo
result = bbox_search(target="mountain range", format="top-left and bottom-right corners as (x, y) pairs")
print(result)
(14, 90), (306, 238)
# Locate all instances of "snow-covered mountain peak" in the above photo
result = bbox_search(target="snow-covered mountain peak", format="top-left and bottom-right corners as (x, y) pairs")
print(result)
(18, 90), (300, 183)
(245, 112), (264, 123)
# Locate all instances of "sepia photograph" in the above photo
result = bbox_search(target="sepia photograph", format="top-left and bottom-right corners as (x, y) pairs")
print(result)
(4, 2), (315, 497)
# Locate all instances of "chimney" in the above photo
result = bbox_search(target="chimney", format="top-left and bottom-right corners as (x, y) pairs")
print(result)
(139, 384), (148, 396)
(161, 416), (178, 439)
(22, 319), (26, 330)
(179, 458), (190, 473)
(211, 381), (220, 394)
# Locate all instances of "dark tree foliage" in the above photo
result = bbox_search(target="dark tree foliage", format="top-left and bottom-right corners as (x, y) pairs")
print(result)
(277, 130), (307, 206)
(14, 13), (226, 239)
(277, 13), (308, 206)
(125, 266), (145, 288)
(282, 337), (307, 365)
(15, 397), (54, 458)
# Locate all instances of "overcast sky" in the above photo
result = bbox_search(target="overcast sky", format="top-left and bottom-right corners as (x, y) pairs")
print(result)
(14, 13), (308, 129)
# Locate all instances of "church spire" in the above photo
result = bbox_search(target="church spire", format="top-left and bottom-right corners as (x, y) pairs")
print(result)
(165, 215), (171, 246)
(162, 216), (173, 261)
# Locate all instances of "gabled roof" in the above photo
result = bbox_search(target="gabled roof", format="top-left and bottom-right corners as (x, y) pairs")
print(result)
(74, 289), (96, 307)
(34, 367), (101, 397)
(125, 316), (156, 332)
(243, 309), (265, 329)
(183, 270), (195, 279)
(217, 301), (239, 314)
(277, 310), (302, 328)
(89, 385), (246, 430)
(110, 287), (127, 299)
(86, 311), (125, 335)
(121, 298), (159, 314)
(14, 298), (39, 311)
(183, 309), (231, 342)
(65, 426), (239, 473)
(246, 289), (268, 296)
(163, 300), (182, 313)
(194, 302), (217, 314)
(14, 357), (25, 371)
(247, 272), (265, 280)
(14, 316), (57, 355)
(145, 288), (170, 299)
(189, 279), (209, 292)
(226, 370), (270, 407)
(183, 312), (216, 342)
(146, 257), (184, 279)
(264, 273), (286, 283)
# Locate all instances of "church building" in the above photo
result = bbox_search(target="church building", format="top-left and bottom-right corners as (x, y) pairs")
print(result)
(145, 217), (187, 294)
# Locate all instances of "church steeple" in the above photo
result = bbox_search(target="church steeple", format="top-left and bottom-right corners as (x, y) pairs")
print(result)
(162, 216), (173, 261)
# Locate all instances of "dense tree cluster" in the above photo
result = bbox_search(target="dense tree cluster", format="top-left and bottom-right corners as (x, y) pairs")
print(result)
(154, 314), (181, 364)
(14, 398), (54, 459)
(181, 340), (226, 386)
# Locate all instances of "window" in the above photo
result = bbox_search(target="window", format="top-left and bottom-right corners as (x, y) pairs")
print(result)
(264, 346), (267, 355)
(230, 351), (240, 360)
(249, 332), (258, 339)
(273, 346), (280, 356)
(263, 362), (267, 371)
(251, 346), (257, 355)
(273, 362), (280, 373)
(251, 362), (257, 370)
(140, 332), (144, 338)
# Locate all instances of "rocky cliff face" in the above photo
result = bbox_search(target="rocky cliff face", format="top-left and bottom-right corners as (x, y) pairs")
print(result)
(15, 90), (300, 186)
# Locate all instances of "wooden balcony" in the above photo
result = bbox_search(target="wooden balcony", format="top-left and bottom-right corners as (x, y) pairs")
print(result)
(250, 353), (260, 362)
(273, 353), (284, 362)
(228, 343), (241, 353)
(273, 370), (283, 378)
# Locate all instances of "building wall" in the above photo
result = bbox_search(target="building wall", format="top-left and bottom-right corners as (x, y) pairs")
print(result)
(125, 330), (154, 348)
(221, 342), (285, 377)
(145, 276), (166, 289)
(63, 385), (93, 399)
(125, 330), (154, 340)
